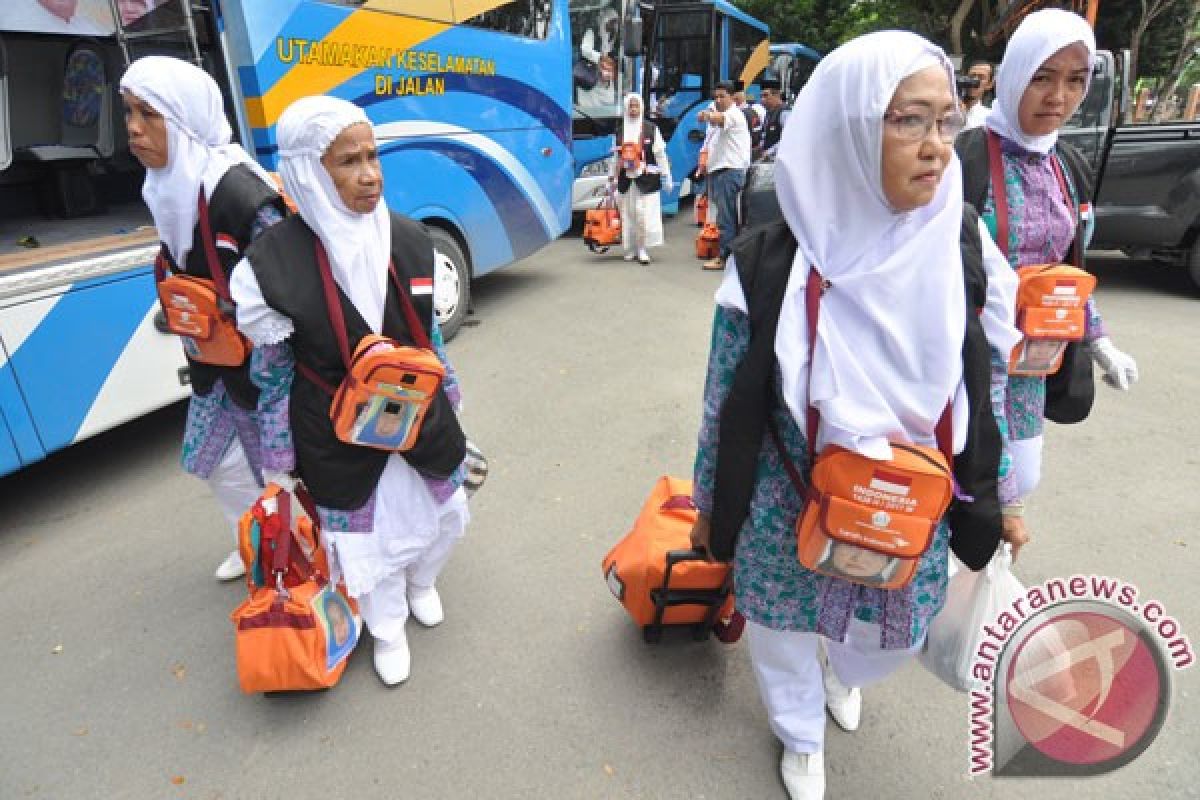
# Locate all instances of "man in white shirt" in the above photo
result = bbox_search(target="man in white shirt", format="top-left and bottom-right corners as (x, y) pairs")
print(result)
(697, 81), (751, 270)
(960, 60), (995, 131)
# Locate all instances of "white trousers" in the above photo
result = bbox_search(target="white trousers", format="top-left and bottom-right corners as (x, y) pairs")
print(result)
(746, 618), (922, 754)
(357, 488), (469, 644)
(618, 185), (664, 251)
(1009, 435), (1044, 500)
(203, 438), (261, 547)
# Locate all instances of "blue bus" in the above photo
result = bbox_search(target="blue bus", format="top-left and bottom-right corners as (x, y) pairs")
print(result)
(0, 0), (574, 478)
(569, 0), (769, 215)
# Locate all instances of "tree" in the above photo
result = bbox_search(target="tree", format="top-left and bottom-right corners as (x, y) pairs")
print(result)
(1150, 0), (1200, 120)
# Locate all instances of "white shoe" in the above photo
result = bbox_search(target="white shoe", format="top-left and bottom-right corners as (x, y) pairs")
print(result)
(637, 248), (650, 264)
(373, 633), (411, 686)
(623, 251), (636, 261)
(780, 750), (825, 800)
(821, 652), (862, 732)
(408, 585), (444, 627)
(214, 550), (246, 581)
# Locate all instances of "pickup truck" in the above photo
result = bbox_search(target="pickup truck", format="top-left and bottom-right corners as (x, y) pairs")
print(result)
(1060, 49), (1200, 291)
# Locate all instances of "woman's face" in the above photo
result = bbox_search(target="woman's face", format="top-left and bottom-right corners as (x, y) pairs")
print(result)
(321, 122), (383, 214)
(831, 544), (890, 579)
(627, 97), (642, 118)
(880, 65), (956, 213)
(122, 91), (168, 169)
(1018, 43), (1090, 136)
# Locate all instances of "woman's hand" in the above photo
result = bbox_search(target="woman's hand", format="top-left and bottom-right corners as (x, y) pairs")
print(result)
(689, 513), (715, 561)
(1001, 515), (1030, 562)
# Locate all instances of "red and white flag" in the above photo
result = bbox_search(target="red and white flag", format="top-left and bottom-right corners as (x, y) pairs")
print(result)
(869, 470), (912, 497)
(410, 277), (434, 297)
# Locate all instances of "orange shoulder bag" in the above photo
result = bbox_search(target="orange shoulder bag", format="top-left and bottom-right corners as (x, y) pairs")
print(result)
(986, 130), (1096, 377)
(771, 268), (955, 590)
(154, 191), (252, 367)
(296, 240), (445, 453)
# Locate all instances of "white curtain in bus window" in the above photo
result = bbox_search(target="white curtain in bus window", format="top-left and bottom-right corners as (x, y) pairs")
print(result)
(0, 0), (116, 35)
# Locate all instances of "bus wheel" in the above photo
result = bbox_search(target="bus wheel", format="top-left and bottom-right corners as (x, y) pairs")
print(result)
(429, 228), (470, 340)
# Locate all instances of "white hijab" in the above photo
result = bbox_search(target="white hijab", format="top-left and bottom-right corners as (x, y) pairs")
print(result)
(772, 31), (966, 459)
(621, 92), (644, 146)
(120, 56), (274, 266)
(275, 96), (391, 333)
(985, 9), (1096, 155)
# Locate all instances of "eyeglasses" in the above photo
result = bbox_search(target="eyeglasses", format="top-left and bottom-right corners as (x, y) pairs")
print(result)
(883, 109), (966, 143)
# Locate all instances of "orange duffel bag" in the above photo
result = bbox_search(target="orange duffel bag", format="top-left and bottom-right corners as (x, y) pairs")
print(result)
(296, 238), (446, 453)
(232, 483), (359, 694)
(584, 187), (622, 253)
(154, 191), (251, 367)
(602, 476), (743, 644)
(695, 222), (720, 260)
(1008, 264), (1096, 377)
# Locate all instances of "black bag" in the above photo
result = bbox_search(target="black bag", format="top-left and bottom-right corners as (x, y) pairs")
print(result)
(573, 58), (598, 90)
(1044, 341), (1095, 424)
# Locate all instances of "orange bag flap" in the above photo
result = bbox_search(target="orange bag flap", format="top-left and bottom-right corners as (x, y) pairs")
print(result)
(1018, 306), (1086, 340)
(1016, 264), (1096, 311)
(163, 307), (214, 340)
(817, 494), (936, 559)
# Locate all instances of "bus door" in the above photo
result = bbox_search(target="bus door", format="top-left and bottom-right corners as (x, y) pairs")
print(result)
(647, 3), (716, 214)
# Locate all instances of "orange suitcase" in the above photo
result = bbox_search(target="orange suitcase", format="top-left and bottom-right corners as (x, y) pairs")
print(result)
(584, 189), (622, 253)
(695, 222), (720, 260)
(602, 476), (743, 644)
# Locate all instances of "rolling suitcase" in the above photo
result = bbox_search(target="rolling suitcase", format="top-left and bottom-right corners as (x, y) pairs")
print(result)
(603, 476), (744, 644)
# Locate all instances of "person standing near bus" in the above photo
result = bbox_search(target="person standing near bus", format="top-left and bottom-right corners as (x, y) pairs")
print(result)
(120, 56), (287, 582)
(957, 10), (1138, 545)
(229, 96), (471, 687)
(611, 93), (672, 264)
(758, 79), (789, 160)
(697, 81), (751, 271)
(959, 59), (995, 131)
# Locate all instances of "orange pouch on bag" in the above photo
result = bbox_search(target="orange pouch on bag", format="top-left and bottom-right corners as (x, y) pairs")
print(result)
(232, 484), (359, 693)
(794, 444), (953, 590)
(297, 240), (445, 453)
(1007, 264), (1095, 376)
(154, 191), (251, 367)
(155, 271), (250, 366)
(619, 141), (642, 171)
(602, 476), (737, 636)
(696, 223), (720, 259)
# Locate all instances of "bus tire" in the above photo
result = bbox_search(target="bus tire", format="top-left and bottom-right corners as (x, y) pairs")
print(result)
(429, 227), (470, 341)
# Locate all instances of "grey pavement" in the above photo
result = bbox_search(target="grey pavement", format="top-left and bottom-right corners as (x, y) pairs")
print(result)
(1, 211), (1196, 799)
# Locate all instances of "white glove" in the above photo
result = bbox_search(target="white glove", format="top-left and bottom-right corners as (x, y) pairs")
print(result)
(1088, 336), (1139, 390)
(263, 470), (297, 492)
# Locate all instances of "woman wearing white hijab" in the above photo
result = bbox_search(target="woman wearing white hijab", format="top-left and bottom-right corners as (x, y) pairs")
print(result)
(229, 96), (470, 687)
(120, 56), (287, 582)
(957, 9), (1139, 547)
(610, 92), (672, 263)
(687, 31), (1021, 798)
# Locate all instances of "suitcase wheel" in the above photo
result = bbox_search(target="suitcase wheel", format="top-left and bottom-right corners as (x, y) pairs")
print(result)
(691, 623), (711, 642)
(713, 611), (746, 644)
(587, 241), (611, 254)
(642, 625), (663, 644)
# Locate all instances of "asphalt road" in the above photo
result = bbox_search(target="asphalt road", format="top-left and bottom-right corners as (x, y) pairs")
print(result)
(1, 212), (1196, 800)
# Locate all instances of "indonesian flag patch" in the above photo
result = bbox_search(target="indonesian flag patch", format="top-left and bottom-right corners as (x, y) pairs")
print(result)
(410, 277), (434, 296)
(1079, 202), (1093, 223)
(1052, 279), (1078, 296)
(869, 470), (912, 497)
(215, 233), (239, 253)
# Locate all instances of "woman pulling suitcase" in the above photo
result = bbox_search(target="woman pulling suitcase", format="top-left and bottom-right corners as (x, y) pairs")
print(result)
(688, 32), (1024, 799)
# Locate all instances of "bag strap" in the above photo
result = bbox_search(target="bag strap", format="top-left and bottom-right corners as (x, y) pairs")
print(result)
(1049, 155), (1085, 270)
(985, 129), (1010, 261)
(196, 190), (235, 301)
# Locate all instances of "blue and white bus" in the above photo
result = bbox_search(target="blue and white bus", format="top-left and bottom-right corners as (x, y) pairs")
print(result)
(0, 0), (574, 478)
(569, 0), (770, 216)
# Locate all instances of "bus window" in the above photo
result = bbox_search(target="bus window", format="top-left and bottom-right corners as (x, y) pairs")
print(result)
(729, 17), (767, 89)
(654, 11), (713, 99)
(461, 0), (554, 39)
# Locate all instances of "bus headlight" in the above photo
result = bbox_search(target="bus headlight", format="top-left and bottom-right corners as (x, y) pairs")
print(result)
(579, 155), (615, 178)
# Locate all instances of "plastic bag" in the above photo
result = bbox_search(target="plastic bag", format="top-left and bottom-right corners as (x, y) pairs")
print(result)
(920, 545), (1024, 691)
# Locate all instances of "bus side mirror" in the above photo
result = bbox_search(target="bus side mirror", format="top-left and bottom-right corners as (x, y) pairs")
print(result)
(623, 18), (642, 57)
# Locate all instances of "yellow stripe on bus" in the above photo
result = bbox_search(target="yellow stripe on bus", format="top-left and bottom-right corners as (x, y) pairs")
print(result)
(739, 38), (771, 88)
(245, 11), (449, 129)
(360, 0), (516, 23)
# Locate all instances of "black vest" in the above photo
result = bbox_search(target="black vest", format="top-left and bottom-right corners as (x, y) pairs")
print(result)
(956, 127), (1096, 425)
(244, 212), (466, 510)
(761, 106), (784, 153)
(162, 164), (285, 410)
(616, 121), (663, 194)
(709, 207), (1003, 571)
